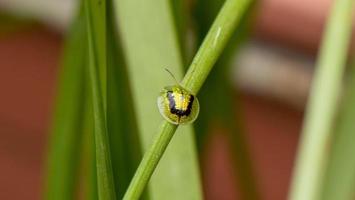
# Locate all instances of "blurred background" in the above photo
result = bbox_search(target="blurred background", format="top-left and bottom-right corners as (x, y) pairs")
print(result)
(0, 0), (353, 199)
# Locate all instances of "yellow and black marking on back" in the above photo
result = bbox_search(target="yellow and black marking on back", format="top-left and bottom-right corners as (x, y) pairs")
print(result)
(157, 85), (200, 125)
(167, 88), (194, 121)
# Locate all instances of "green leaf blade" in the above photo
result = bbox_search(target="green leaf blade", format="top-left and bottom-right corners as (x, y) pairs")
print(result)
(115, 0), (202, 199)
(85, 0), (116, 199)
(43, 7), (87, 200)
(289, 0), (354, 199)
(106, 0), (143, 197)
(321, 66), (355, 200)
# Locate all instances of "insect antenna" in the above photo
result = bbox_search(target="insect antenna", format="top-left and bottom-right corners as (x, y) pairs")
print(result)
(165, 68), (180, 85)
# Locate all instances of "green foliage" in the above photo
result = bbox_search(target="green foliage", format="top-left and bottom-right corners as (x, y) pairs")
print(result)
(43, 0), (355, 199)
(289, 0), (354, 199)
(120, 0), (254, 199)
(115, 0), (202, 199)
(43, 7), (87, 200)
(321, 65), (355, 200)
(106, 0), (143, 198)
(84, 0), (116, 198)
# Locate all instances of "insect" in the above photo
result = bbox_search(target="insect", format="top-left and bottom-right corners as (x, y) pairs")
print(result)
(157, 69), (200, 125)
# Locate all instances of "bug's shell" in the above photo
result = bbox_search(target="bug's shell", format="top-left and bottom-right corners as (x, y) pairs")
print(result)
(157, 85), (199, 125)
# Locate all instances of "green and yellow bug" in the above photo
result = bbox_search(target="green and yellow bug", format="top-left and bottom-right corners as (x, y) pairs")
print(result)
(157, 69), (200, 125)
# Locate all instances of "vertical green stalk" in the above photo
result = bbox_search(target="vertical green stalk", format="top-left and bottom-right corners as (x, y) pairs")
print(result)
(43, 6), (86, 200)
(82, 73), (98, 200)
(106, 0), (143, 198)
(288, 0), (354, 199)
(123, 0), (253, 199)
(169, 0), (188, 65)
(321, 66), (355, 200)
(85, 0), (116, 199)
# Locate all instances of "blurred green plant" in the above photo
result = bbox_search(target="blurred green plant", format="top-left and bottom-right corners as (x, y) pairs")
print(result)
(38, 0), (355, 199)
(289, 0), (354, 199)
(43, 6), (87, 200)
(106, 0), (143, 198)
(321, 62), (355, 200)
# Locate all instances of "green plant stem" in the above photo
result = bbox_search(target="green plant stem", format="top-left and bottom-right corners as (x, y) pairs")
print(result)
(288, 0), (354, 199)
(123, 0), (252, 199)
(181, 0), (251, 94)
(123, 122), (177, 200)
(194, 1), (259, 199)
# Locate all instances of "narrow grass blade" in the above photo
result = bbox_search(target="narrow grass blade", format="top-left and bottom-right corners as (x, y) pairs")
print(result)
(169, 0), (188, 65)
(193, 1), (260, 199)
(289, 0), (354, 199)
(115, 0), (202, 199)
(321, 66), (355, 200)
(106, 0), (143, 198)
(84, 0), (116, 199)
(118, 0), (253, 199)
(81, 80), (98, 200)
(43, 7), (87, 200)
